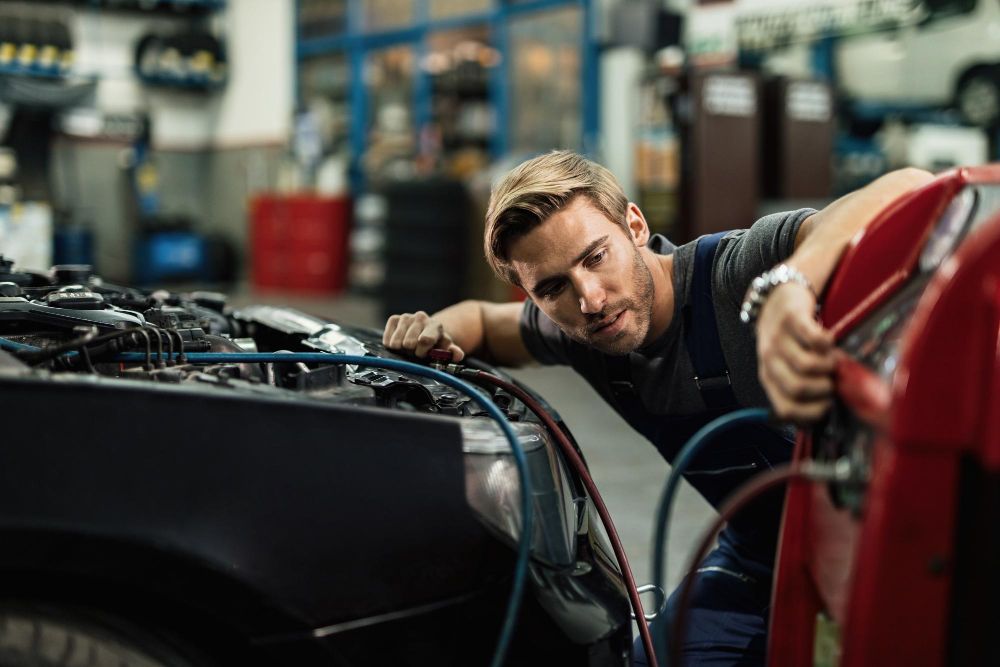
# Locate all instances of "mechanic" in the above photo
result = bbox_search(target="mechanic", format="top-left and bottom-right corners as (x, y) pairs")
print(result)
(382, 150), (931, 666)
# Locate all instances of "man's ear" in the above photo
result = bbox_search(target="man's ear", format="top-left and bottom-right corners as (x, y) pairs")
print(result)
(626, 203), (651, 248)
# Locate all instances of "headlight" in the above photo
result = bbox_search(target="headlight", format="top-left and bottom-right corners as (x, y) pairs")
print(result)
(460, 419), (580, 567)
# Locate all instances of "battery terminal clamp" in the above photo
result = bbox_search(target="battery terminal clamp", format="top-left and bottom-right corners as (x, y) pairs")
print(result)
(427, 348), (465, 375)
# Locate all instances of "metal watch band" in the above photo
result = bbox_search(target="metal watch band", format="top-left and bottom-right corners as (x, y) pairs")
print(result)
(739, 264), (815, 326)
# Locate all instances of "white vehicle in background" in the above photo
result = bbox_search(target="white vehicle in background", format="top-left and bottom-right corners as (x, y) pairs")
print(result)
(836, 0), (1000, 126)
(740, 0), (1000, 126)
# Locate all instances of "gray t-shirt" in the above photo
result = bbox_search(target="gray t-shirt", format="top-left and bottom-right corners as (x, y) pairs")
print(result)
(519, 209), (815, 439)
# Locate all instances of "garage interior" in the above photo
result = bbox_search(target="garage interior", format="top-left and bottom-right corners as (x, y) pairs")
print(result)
(1, 0), (998, 666)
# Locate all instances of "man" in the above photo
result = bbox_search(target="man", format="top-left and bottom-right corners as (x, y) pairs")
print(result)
(382, 150), (931, 665)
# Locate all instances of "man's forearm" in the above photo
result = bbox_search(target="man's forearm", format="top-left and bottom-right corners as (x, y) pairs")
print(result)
(754, 168), (934, 422)
(432, 300), (532, 367)
(431, 300), (488, 359)
(789, 168), (934, 293)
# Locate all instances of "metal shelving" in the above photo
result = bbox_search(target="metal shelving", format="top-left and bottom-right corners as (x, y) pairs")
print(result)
(296, 0), (599, 187)
(0, 0), (226, 14)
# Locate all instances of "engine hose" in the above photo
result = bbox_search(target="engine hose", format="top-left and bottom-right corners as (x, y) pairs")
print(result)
(462, 369), (660, 667)
(668, 464), (814, 666)
(20, 346), (534, 667)
(146, 327), (165, 368)
(79, 346), (97, 374)
(163, 329), (175, 365)
(132, 328), (153, 370)
(167, 329), (187, 363)
(4, 328), (128, 361)
(1, 329), (155, 371)
(651, 408), (769, 666)
(0, 337), (35, 353)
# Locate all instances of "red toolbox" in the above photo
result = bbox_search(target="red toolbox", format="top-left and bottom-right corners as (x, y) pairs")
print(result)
(251, 194), (352, 293)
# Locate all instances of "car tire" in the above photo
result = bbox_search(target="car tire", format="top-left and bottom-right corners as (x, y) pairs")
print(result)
(0, 604), (204, 667)
(956, 68), (1000, 128)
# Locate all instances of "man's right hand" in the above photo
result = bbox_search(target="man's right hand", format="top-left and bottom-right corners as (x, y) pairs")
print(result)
(382, 311), (466, 361)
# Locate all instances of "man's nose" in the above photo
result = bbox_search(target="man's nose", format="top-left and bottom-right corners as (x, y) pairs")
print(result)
(577, 277), (606, 315)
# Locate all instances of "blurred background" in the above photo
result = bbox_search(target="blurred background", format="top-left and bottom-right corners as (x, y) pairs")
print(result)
(0, 0), (995, 597)
(1, 0), (995, 307)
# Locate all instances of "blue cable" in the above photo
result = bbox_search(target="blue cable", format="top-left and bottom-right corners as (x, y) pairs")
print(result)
(651, 407), (769, 666)
(0, 339), (532, 667)
(0, 337), (38, 353)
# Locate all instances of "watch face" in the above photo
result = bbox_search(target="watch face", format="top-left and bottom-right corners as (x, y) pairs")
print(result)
(920, 188), (976, 274)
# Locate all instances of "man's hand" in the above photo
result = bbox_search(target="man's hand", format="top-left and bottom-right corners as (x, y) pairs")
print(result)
(382, 311), (466, 361)
(757, 167), (934, 423)
(755, 282), (838, 423)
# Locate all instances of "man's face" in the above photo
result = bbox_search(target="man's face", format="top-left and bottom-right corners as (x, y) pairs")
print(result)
(507, 197), (655, 355)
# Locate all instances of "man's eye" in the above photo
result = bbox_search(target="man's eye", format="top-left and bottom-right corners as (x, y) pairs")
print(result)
(543, 282), (565, 298)
(588, 250), (605, 266)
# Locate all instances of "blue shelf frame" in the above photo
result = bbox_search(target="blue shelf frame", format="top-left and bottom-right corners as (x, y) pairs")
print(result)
(296, 0), (599, 188)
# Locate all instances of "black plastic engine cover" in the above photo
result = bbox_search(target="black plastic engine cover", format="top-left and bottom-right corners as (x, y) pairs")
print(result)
(0, 298), (145, 332)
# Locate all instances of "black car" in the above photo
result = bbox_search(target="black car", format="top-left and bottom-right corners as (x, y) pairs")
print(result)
(0, 257), (632, 667)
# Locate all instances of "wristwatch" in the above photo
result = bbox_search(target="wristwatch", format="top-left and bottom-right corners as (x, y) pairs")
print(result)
(739, 264), (815, 326)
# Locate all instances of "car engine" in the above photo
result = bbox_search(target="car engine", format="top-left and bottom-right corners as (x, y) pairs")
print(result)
(0, 254), (636, 667)
(0, 255), (537, 421)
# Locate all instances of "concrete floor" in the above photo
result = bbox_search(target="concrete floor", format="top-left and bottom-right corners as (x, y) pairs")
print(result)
(231, 289), (717, 636)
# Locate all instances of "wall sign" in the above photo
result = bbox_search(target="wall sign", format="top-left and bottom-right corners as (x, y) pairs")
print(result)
(703, 75), (756, 117)
(736, 0), (920, 50)
(786, 81), (831, 122)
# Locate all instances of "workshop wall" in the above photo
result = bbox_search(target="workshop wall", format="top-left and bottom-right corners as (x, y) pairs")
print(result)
(42, 0), (294, 281)
(65, 0), (293, 148)
(202, 144), (285, 271)
(210, 0), (294, 149)
(197, 0), (294, 279)
(50, 142), (210, 280)
(5, 0), (998, 292)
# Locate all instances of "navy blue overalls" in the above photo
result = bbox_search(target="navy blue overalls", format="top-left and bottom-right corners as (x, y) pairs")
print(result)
(611, 233), (794, 666)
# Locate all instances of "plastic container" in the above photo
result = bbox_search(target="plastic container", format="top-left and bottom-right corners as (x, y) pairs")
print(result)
(250, 194), (352, 293)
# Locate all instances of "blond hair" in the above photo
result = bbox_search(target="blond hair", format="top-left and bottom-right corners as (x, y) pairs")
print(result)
(484, 150), (629, 285)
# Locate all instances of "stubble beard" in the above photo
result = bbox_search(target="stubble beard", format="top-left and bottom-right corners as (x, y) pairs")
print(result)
(567, 246), (655, 356)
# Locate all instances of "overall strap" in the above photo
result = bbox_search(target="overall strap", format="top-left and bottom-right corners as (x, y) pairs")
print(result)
(604, 352), (648, 429)
(683, 231), (739, 410)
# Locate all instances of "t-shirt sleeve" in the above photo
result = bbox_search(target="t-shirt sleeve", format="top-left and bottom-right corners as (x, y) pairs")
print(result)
(518, 299), (574, 366)
(714, 208), (816, 309)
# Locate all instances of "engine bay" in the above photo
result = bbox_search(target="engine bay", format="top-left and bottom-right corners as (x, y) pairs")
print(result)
(0, 255), (532, 422)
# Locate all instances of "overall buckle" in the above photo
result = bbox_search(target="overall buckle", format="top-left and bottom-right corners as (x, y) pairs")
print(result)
(694, 371), (731, 390)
